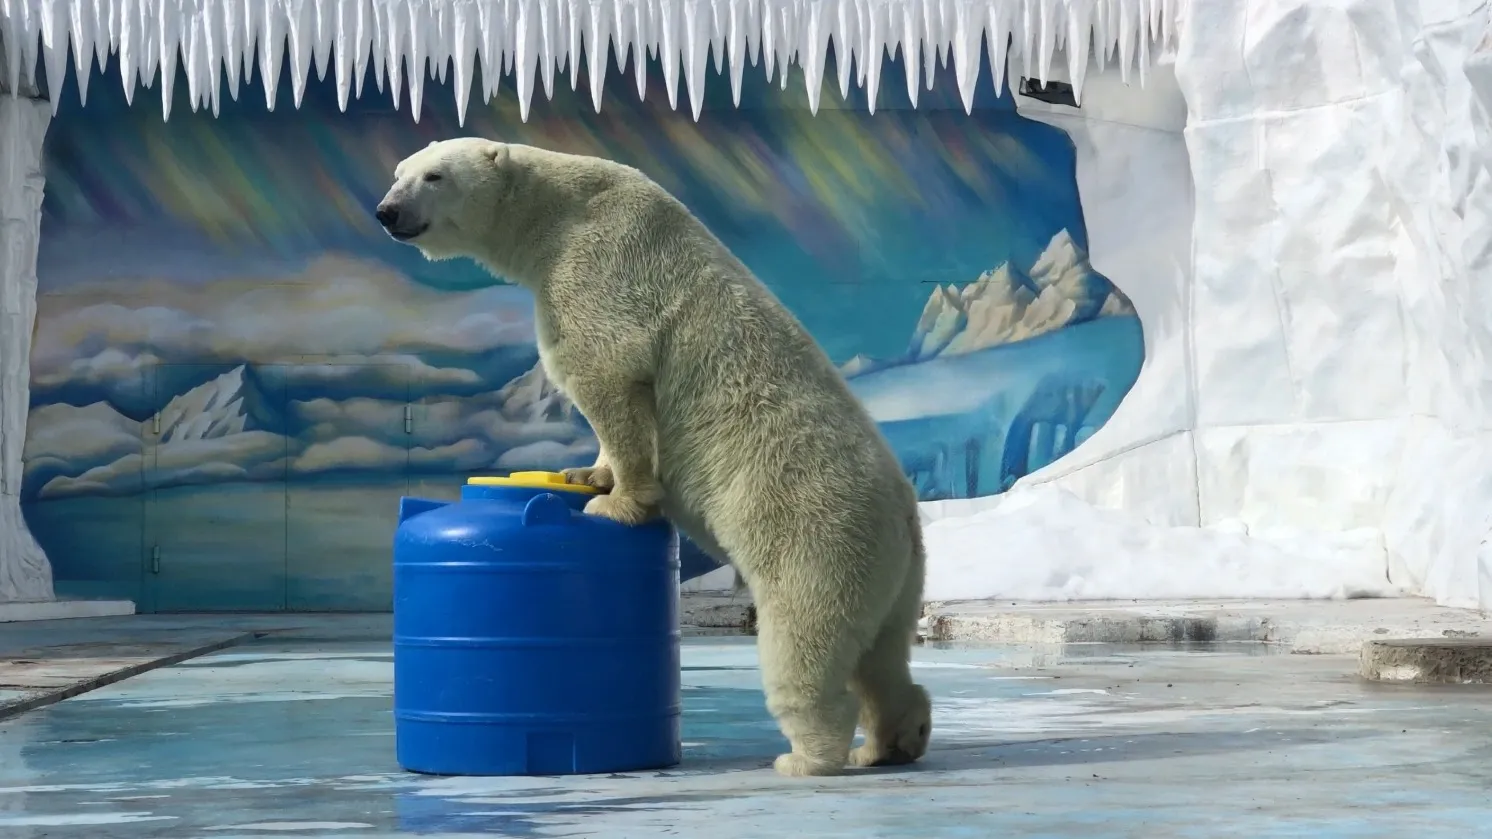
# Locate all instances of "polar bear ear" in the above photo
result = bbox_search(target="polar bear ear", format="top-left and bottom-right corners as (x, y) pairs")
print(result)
(488, 142), (511, 167)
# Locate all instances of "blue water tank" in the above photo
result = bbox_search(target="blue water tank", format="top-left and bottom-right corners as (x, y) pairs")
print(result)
(392, 471), (681, 776)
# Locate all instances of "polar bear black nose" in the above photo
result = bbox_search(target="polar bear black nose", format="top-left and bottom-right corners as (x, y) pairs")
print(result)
(375, 204), (401, 229)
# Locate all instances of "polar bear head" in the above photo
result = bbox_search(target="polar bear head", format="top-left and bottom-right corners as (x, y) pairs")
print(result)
(375, 137), (512, 263)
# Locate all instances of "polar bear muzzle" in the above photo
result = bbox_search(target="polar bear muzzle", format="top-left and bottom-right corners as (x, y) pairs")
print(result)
(374, 201), (428, 242)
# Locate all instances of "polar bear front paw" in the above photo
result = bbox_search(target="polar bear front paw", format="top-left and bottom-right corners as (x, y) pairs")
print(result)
(583, 492), (661, 525)
(562, 465), (615, 492)
(773, 753), (845, 778)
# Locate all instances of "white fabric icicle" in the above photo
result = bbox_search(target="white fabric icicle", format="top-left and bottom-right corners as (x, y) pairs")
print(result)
(0, 0), (1173, 120)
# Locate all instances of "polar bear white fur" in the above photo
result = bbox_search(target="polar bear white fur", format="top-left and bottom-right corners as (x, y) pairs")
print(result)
(377, 138), (931, 777)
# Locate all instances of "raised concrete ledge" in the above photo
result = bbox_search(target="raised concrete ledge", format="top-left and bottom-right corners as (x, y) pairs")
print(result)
(563, 595), (1492, 656)
(680, 593), (755, 631)
(0, 599), (136, 623)
(677, 596), (1492, 655)
(1360, 638), (1492, 684)
(0, 614), (254, 720)
(919, 598), (1491, 655)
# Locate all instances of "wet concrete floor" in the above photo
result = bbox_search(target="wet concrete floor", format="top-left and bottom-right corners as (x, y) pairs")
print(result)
(0, 619), (1489, 837)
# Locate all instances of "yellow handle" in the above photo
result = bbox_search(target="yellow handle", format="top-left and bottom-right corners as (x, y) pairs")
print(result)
(467, 470), (600, 495)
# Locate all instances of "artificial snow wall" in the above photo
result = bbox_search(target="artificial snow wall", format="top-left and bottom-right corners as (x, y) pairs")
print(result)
(973, 0), (1492, 609)
(1, 0), (1491, 611)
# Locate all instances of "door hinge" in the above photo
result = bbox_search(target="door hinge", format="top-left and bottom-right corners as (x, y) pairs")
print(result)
(403, 404), (414, 434)
(150, 545), (161, 574)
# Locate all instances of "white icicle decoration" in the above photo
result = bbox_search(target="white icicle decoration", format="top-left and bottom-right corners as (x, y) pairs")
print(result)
(221, 0), (241, 101)
(451, 0), (474, 123)
(406, 0), (429, 120)
(682, 0), (706, 119)
(513, 0), (535, 119)
(287, 0), (316, 109)
(562, 0), (577, 91)
(725, 0), (746, 106)
(900, 2), (920, 109)
(332, 0), (354, 110)
(39, 0), (65, 112)
(657, 0), (680, 110)
(0, 0), (1173, 120)
(537, 0), (555, 101)
(951, 0), (980, 113)
(862, 0), (883, 113)
(800, 0), (824, 114)
(585, 0), (610, 112)
(67, 0), (95, 106)
(833, 0), (853, 103)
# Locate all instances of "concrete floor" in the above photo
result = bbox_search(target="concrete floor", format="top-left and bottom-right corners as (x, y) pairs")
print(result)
(1, 621), (1490, 837)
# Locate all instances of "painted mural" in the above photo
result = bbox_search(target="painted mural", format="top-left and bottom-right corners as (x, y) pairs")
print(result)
(22, 49), (1143, 612)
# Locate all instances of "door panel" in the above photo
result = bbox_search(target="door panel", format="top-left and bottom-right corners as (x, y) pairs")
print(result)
(285, 362), (411, 611)
(23, 361), (147, 605)
(143, 363), (289, 612)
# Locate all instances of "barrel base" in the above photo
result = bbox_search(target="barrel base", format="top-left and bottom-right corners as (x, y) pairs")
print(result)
(396, 716), (682, 777)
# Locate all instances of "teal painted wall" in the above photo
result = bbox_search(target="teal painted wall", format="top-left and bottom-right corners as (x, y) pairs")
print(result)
(24, 49), (1142, 611)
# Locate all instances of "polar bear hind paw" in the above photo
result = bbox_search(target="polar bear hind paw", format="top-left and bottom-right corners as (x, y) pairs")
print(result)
(848, 688), (932, 768)
(848, 736), (924, 768)
(773, 753), (846, 777)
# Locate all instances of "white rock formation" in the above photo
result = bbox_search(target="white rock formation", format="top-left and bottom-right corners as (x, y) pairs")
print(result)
(924, 484), (1398, 602)
(933, 1), (1492, 611)
(0, 92), (53, 603)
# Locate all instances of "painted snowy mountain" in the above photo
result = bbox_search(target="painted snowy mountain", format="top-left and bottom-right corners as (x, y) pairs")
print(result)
(486, 361), (596, 470)
(497, 361), (577, 424)
(155, 365), (280, 442)
(22, 356), (599, 500)
(844, 229), (1135, 376)
(839, 354), (888, 377)
(22, 365), (291, 499)
(20, 229), (1135, 501)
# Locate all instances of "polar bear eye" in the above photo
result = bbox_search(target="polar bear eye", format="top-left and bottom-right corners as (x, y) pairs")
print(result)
(423, 172), (443, 183)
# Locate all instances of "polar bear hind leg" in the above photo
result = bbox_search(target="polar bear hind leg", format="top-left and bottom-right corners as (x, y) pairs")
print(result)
(847, 591), (931, 767)
(754, 597), (865, 777)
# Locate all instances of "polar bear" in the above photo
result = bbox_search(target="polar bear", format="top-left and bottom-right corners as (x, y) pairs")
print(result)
(376, 138), (931, 777)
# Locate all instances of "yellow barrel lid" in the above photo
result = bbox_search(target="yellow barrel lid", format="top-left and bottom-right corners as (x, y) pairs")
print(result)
(466, 470), (600, 495)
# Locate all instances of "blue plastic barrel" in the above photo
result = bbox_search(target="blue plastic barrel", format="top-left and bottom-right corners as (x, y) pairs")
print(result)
(392, 471), (681, 776)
